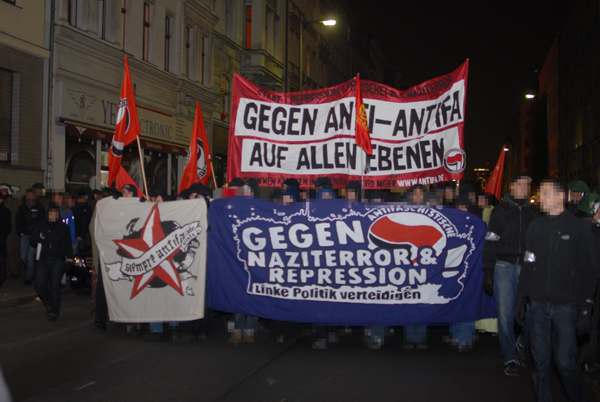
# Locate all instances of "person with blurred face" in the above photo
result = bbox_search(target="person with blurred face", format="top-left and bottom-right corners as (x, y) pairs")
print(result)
(121, 185), (137, 198)
(516, 178), (597, 401)
(482, 173), (540, 376)
(29, 204), (73, 321)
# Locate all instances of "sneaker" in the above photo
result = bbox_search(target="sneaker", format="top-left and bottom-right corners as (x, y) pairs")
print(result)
(229, 329), (242, 344)
(243, 329), (255, 343)
(504, 362), (520, 377)
(47, 313), (58, 322)
(312, 338), (327, 349)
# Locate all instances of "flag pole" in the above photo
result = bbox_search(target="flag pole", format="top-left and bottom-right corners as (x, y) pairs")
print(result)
(210, 161), (217, 189)
(136, 137), (149, 198)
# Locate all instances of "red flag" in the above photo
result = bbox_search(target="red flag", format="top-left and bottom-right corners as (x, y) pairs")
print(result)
(179, 102), (213, 193)
(485, 146), (506, 199)
(116, 166), (143, 196)
(108, 56), (141, 186)
(355, 74), (372, 155)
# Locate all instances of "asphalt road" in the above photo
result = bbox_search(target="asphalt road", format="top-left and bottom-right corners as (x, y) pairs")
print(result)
(1, 292), (599, 402)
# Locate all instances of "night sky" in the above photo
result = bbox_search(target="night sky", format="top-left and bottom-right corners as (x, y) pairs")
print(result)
(346, 0), (567, 182)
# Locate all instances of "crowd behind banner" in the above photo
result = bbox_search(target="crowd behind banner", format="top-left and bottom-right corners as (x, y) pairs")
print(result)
(1, 175), (600, 401)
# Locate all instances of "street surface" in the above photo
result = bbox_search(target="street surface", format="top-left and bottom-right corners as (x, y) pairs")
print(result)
(1, 292), (600, 402)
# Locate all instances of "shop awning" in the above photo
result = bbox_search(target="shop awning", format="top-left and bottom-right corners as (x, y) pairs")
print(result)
(62, 120), (187, 156)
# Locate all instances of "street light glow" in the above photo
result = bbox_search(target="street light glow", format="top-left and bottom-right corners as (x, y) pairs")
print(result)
(525, 93), (536, 99)
(322, 20), (336, 26)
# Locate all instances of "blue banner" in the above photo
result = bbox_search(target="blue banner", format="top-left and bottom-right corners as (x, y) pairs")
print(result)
(206, 198), (496, 325)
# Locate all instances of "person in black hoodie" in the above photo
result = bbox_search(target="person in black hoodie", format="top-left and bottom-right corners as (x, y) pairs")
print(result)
(30, 204), (74, 321)
(482, 172), (540, 376)
(516, 178), (597, 402)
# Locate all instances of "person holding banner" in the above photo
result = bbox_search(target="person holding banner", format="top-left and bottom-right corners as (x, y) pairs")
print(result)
(483, 173), (539, 376)
(228, 178), (260, 343)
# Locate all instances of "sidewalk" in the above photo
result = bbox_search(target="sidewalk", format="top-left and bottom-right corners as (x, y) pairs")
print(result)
(0, 275), (41, 308)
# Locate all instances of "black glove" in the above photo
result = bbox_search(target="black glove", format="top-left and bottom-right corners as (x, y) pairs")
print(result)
(515, 297), (528, 327)
(65, 259), (74, 272)
(483, 270), (494, 296)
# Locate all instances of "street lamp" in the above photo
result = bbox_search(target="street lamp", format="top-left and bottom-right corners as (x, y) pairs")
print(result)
(299, 19), (336, 91)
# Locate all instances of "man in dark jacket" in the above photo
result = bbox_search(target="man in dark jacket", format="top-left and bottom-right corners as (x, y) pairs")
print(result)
(15, 189), (46, 284)
(482, 172), (540, 376)
(516, 178), (596, 402)
(30, 204), (74, 321)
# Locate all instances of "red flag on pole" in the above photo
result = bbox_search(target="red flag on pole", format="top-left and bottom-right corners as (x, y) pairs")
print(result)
(178, 102), (213, 193)
(116, 166), (143, 196)
(355, 74), (372, 155)
(108, 56), (141, 186)
(485, 145), (506, 200)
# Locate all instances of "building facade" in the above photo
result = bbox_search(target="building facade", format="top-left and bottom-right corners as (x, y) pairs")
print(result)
(557, 1), (600, 188)
(0, 0), (51, 197)
(2, 0), (386, 196)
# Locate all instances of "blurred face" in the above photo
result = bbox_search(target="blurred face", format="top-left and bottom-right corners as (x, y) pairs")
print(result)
(510, 178), (530, 199)
(346, 189), (358, 202)
(26, 191), (35, 203)
(410, 189), (424, 203)
(242, 185), (254, 197)
(282, 194), (294, 205)
(477, 194), (489, 208)
(48, 209), (59, 222)
(122, 188), (134, 198)
(320, 191), (333, 200)
(539, 181), (565, 215)
(0, 189), (8, 197)
(52, 193), (63, 205)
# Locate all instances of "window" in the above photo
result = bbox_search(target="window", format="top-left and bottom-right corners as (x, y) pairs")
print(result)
(201, 35), (210, 85)
(0, 69), (14, 165)
(142, 2), (151, 61)
(185, 25), (195, 80)
(164, 15), (172, 71)
(220, 74), (231, 122)
(224, 0), (236, 40)
(265, 3), (280, 57)
(68, 0), (86, 29)
(98, 0), (106, 39)
(245, 6), (252, 50)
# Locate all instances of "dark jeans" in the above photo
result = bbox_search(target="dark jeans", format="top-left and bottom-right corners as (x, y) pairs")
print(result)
(34, 259), (65, 316)
(530, 301), (588, 402)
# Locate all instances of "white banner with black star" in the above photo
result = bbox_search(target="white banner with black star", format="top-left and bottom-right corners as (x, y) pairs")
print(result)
(94, 197), (207, 322)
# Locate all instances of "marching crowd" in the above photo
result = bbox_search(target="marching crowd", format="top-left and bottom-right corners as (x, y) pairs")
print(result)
(1, 173), (600, 402)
